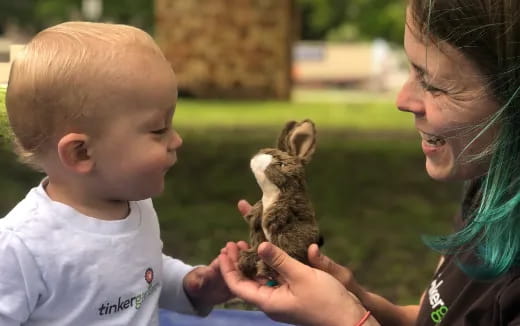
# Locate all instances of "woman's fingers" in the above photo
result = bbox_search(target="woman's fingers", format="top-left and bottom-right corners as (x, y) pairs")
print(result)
(308, 243), (354, 288)
(223, 242), (241, 262)
(219, 250), (273, 306)
(236, 240), (249, 251)
(220, 242), (370, 326)
(237, 199), (252, 217)
(258, 242), (312, 284)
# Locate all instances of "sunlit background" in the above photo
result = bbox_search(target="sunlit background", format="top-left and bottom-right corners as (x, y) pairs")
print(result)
(0, 0), (462, 305)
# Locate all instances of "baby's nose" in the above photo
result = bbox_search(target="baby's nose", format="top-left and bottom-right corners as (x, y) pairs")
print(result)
(168, 130), (183, 151)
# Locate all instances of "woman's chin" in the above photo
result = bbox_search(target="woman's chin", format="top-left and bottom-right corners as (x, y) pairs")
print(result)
(426, 156), (490, 181)
(425, 158), (455, 181)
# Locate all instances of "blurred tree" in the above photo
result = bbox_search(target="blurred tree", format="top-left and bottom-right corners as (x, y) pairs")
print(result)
(0, 0), (153, 34)
(35, 0), (82, 25)
(297, 0), (348, 40)
(297, 0), (406, 44)
(102, 0), (153, 32)
(0, 0), (35, 32)
(0, 0), (403, 43)
(0, 0), (81, 32)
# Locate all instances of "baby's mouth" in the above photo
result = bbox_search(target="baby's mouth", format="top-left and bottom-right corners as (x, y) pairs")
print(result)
(419, 130), (446, 147)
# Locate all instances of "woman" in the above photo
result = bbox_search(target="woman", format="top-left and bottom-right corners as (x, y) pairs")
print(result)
(219, 0), (520, 325)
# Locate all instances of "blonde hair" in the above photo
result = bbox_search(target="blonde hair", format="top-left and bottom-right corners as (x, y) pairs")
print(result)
(6, 21), (165, 170)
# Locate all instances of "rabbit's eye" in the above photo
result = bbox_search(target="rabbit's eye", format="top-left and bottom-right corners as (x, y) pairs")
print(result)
(276, 162), (286, 167)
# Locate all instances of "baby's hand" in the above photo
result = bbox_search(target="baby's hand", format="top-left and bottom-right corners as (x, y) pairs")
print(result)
(183, 253), (233, 312)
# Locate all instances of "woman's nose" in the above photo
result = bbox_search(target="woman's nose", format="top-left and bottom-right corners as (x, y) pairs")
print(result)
(396, 77), (425, 117)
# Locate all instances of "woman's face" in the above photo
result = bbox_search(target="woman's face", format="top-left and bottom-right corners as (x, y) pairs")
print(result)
(396, 11), (500, 181)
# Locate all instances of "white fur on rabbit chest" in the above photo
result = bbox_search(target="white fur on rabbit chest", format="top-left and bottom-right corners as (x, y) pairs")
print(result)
(250, 153), (280, 242)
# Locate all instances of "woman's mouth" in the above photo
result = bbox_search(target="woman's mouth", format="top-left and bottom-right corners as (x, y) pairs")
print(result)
(419, 130), (446, 147)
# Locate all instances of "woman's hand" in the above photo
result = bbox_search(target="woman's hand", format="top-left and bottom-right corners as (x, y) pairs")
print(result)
(307, 243), (366, 300)
(219, 241), (378, 326)
(239, 199), (366, 300)
(237, 199), (252, 217)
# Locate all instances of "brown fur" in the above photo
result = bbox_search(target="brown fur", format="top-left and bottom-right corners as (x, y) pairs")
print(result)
(238, 119), (320, 280)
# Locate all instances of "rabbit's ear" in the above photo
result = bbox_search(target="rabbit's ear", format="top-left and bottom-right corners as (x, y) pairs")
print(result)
(278, 119), (316, 162)
(277, 120), (298, 152)
(289, 120), (316, 162)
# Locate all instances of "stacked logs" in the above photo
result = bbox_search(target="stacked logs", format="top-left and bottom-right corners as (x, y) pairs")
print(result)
(155, 0), (294, 99)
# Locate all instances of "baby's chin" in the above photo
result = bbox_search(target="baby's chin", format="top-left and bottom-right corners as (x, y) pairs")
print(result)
(125, 184), (165, 201)
(148, 185), (166, 198)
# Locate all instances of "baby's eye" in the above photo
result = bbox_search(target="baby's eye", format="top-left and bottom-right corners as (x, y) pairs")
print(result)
(151, 127), (168, 135)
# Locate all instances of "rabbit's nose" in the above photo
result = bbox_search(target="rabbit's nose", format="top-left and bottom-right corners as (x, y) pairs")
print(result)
(250, 154), (273, 173)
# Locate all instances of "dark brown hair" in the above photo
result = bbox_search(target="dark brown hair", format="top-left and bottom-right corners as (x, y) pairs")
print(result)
(409, 0), (520, 103)
(409, 0), (520, 278)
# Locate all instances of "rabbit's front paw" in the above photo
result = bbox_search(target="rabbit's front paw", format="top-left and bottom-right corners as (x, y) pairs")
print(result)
(257, 261), (279, 281)
(238, 250), (259, 279)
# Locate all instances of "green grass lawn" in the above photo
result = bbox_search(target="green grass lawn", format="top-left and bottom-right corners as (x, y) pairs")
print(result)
(0, 87), (412, 131)
(175, 97), (411, 130)
(0, 89), (461, 305)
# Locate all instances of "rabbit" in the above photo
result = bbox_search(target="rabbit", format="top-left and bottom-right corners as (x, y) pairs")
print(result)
(238, 119), (321, 281)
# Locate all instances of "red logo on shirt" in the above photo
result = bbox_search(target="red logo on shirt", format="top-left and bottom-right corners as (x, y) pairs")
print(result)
(145, 268), (154, 284)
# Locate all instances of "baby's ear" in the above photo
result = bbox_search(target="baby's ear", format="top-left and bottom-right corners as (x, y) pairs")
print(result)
(57, 133), (94, 174)
(278, 119), (316, 162)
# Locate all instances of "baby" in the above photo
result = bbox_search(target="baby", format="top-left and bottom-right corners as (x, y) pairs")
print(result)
(0, 22), (231, 325)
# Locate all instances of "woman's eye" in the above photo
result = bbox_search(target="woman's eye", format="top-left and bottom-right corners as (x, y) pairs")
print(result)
(416, 74), (445, 94)
(419, 80), (444, 93)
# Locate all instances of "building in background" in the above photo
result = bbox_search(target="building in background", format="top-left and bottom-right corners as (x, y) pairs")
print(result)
(0, 42), (24, 86)
(292, 39), (407, 92)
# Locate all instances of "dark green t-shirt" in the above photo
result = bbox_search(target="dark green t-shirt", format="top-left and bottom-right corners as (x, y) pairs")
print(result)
(416, 251), (520, 325)
(416, 179), (520, 325)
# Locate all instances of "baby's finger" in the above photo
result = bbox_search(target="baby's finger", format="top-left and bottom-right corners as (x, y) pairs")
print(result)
(208, 257), (220, 270)
(225, 242), (241, 262)
(183, 267), (205, 294)
(237, 200), (252, 217)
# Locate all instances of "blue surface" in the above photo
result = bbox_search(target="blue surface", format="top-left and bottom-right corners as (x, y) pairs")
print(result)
(159, 309), (292, 326)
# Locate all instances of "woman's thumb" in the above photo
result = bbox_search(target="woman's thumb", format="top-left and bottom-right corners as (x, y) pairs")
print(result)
(237, 199), (252, 217)
(258, 242), (308, 282)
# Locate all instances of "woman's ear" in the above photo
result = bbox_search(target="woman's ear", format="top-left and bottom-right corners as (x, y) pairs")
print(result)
(57, 133), (94, 174)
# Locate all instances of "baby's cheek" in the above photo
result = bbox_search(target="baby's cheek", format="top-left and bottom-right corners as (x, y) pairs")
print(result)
(142, 151), (170, 171)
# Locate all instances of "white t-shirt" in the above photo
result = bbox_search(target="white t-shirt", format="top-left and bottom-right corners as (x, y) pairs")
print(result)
(0, 181), (201, 325)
